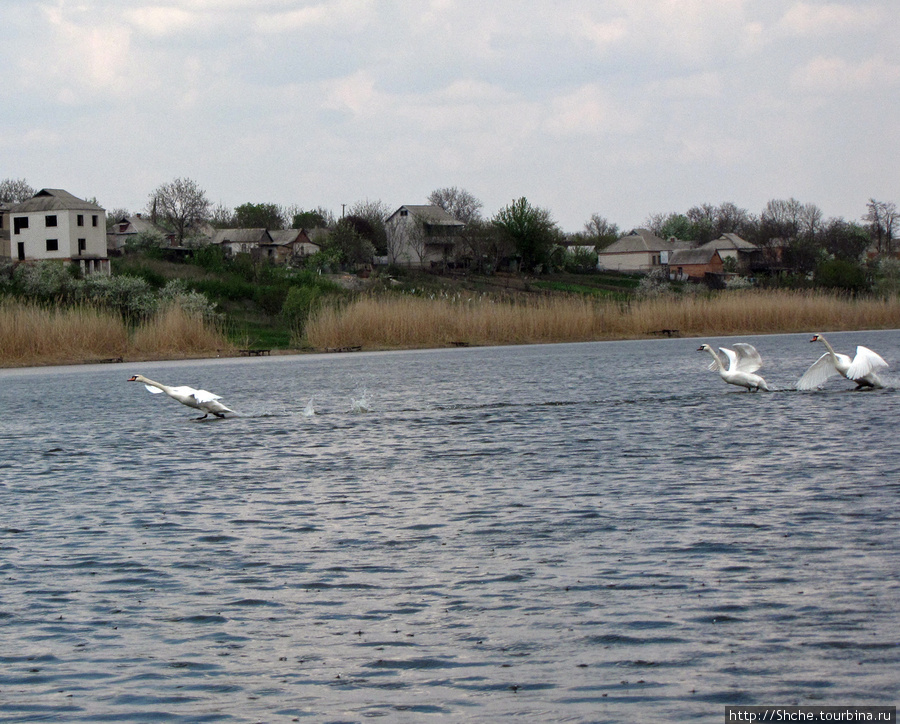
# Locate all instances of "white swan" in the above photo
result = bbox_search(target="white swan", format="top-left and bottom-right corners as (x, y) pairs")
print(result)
(698, 343), (769, 392)
(128, 374), (235, 419)
(796, 334), (888, 390)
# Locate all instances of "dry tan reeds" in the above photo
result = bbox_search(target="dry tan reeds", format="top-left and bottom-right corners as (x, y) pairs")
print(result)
(130, 304), (232, 358)
(0, 299), (232, 367)
(305, 290), (900, 350)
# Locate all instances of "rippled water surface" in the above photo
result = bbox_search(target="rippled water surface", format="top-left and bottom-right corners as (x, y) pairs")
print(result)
(1, 331), (899, 723)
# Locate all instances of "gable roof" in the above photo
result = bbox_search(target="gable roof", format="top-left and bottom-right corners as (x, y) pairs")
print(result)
(268, 229), (316, 246)
(11, 188), (104, 213)
(210, 228), (272, 245)
(388, 205), (464, 227)
(111, 214), (166, 235)
(669, 247), (722, 265)
(699, 233), (757, 252)
(600, 228), (673, 254)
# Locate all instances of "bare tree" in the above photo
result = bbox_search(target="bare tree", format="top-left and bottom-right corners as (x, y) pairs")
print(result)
(209, 203), (235, 229)
(147, 178), (212, 244)
(583, 213), (620, 248)
(864, 199), (897, 256)
(428, 187), (483, 224)
(0, 178), (35, 203)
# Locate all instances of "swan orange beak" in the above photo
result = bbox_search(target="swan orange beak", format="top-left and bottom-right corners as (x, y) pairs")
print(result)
(127, 375), (138, 382)
(809, 335), (819, 342)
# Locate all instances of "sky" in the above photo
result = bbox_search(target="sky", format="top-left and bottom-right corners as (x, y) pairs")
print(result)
(1, 0), (898, 233)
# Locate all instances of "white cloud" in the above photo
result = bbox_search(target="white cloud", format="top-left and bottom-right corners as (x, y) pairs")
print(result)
(777, 2), (883, 36)
(544, 85), (639, 137)
(791, 55), (900, 93)
(3, 0), (898, 230)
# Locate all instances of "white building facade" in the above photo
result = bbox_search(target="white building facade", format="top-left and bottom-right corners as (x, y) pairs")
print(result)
(8, 189), (109, 274)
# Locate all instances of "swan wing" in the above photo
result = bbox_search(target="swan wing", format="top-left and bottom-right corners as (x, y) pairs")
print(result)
(846, 346), (889, 380)
(718, 347), (738, 372)
(797, 353), (841, 390)
(143, 385), (164, 395)
(731, 343), (763, 374)
(192, 389), (223, 403)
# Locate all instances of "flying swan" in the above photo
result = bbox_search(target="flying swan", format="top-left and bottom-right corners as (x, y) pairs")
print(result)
(796, 334), (888, 390)
(128, 374), (235, 419)
(698, 343), (770, 392)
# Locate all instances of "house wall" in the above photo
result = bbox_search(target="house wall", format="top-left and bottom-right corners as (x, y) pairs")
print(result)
(387, 216), (446, 267)
(597, 251), (658, 272)
(10, 208), (107, 264)
(673, 256), (724, 280)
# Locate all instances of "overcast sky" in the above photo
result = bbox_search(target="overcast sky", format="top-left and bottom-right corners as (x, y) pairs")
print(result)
(2, 0), (898, 232)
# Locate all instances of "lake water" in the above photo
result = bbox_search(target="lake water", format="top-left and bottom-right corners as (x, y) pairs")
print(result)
(1, 331), (898, 723)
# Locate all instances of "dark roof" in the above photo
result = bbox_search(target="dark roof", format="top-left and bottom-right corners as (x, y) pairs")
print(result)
(210, 228), (272, 244)
(10, 189), (104, 213)
(668, 248), (721, 265)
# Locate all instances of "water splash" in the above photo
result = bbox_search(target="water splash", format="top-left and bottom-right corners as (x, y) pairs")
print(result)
(350, 388), (371, 414)
(303, 397), (316, 417)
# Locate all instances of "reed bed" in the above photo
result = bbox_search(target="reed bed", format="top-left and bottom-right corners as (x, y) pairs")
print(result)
(0, 299), (128, 366)
(305, 290), (900, 350)
(0, 300), (232, 367)
(129, 304), (233, 358)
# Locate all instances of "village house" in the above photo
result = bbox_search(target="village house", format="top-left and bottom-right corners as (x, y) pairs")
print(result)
(5, 189), (109, 274)
(209, 228), (320, 264)
(210, 228), (273, 257)
(267, 229), (320, 263)
(385, 205), (465, 268)
(697, 233), (760, 273)
(107, 213), (174, 252)
(597, 229), (684, 273)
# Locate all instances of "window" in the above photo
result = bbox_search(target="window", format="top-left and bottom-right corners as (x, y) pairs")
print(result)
(92, 215), (98, 227)
(78, 238), (86, 254)
(400, 209), (408, 217)
(46, 239), (59, 252)
(46, 215), (57, 227)
(13, 217), (28, 234)
(77, 214), (84, 226)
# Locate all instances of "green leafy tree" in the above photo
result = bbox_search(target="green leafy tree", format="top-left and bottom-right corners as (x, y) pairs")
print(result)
(347, 199), (390, 256)
(822, 218), (870, 261)
(815, 259), (868, 293)
(147, 177), (212, 244)
(234, 202), (284, 229)
(492, 197), (558, 272)
(292, 207), (333, 229)
(326, 219), (375, 266)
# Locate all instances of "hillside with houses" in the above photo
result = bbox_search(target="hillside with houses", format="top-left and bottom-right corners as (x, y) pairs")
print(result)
(2, 179), (899, 351)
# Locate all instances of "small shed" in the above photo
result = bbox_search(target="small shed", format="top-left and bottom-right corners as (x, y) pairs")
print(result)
(668, 247), (724, 281)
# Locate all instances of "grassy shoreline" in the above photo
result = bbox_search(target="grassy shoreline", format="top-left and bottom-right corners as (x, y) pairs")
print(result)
(3, 289), (900, 369)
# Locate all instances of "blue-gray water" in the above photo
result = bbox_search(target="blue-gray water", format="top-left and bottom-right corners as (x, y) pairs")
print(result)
(1, 331), (898, 723)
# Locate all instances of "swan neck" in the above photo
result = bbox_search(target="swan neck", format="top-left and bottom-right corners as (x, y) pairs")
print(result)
(140, 377), (168, 393)
(705, 347), (726, 372)
(819, 337), (838, 359)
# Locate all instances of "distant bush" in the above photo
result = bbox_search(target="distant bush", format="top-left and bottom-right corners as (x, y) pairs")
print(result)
(815, 259), (869, 293)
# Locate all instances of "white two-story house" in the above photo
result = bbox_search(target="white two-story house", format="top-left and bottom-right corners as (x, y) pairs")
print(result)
(8, 189), (109, 274)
